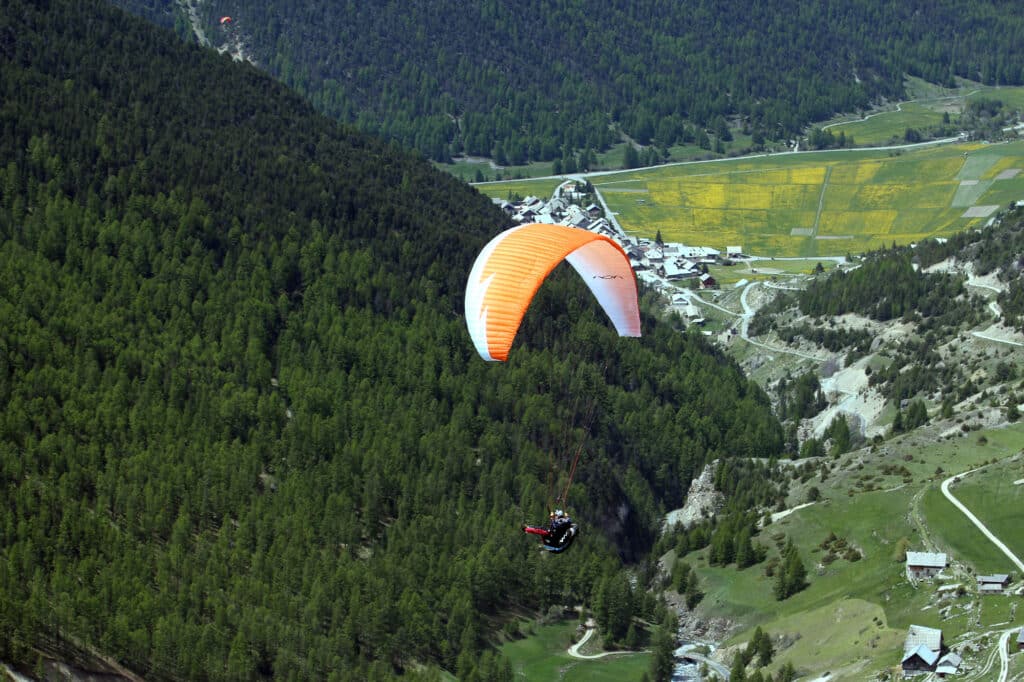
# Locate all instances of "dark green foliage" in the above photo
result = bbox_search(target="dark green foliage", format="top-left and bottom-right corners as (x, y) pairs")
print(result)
(890, 399), (929, 434)
(752, 626), (774, 667)
(776, 372), (827, 423)
(111, 0), (1024, 162)
(707, 513), (764, 569)
(824, 414), (852, 456)
(649, 613), (677, 682)
(776, 660), (797, 682)
(0, 0), (789, 678)
(731, 650), (749, 682)
(797, 253), (966, 322)
(774, 324), (872, 354)
(773, 538), (808, 600)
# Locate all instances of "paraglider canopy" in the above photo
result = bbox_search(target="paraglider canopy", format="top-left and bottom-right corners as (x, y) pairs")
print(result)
(465, 223), (641, 362)
(219, 16), (232, 24)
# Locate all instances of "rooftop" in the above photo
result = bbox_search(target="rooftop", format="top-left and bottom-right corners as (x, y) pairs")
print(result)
(902, 643), (939, 666)
(905, 624), (942, 654)
(906, 551), (947, 568)
(977, 573), (1010, 583)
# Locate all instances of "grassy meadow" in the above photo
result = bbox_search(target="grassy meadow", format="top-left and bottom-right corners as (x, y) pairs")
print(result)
(931, 454), (1024, 571)
(472, 177), (565, 203)
(821, 101), (952, 146)
(499, 621), (651, 681)
(676, 422), (1024, 678)
(822, 81), (1024, 146)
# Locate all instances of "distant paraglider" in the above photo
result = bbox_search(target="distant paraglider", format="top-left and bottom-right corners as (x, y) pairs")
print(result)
(464, 222), (641, 362)
(219, 16), (232, 25)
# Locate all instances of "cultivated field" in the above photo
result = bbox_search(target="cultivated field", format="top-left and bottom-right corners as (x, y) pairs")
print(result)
(594, 141), (1024, 257)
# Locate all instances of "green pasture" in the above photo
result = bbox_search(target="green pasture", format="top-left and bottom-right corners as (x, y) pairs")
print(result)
(944, 456), (1024, 566)
(499, 622), (651, 682)
(694, 487), (915, 627)
(686, 486), (948, 676)
(440, 157), (559, 183)
(823, 81), (1024, 146)
(921, 485), (1010, 575)
(822, 101), (950, 146)
(898, 424), (1024, 574)
(754, 599), (903, 681)
(592, 141), (1024, 257)
(685, 425), (1024, 674)
(706, 258), (837, 287)
(473, 177), (564, 202)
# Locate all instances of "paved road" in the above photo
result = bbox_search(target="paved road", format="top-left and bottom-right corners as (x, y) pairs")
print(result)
(941, 469), (1024, 574)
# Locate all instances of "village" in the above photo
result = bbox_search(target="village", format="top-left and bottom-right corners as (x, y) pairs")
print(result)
(492, 188), (736, 299)
(902, 551), (1023, 677)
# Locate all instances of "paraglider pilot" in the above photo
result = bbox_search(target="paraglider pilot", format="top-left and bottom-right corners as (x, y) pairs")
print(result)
(522, 509), (577, 552)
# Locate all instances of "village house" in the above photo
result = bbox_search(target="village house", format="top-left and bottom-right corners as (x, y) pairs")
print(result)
(680, 245), (721, 262)
(699, 273), (717, 289)
(663, 260), (699, 281)
(563, 204), (587, 226)
(976, 573), (1011, 595)
(683, 304), (705, 325)
(726, 245), (744, 259)
(905, 551), (947, 580)
(935, 652), (962, 678)
(1017, 626), (1024, 651)
(637, 270), (662, 287)
(901, 624), (943, 675)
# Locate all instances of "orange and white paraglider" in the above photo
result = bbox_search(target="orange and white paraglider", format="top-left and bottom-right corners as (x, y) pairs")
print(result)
(465, 223), (641, 362)
(219, 16), (233, 25)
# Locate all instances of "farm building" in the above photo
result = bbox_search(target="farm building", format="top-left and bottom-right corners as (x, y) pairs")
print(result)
(699, 273), (717, 289)
(680, 246), (720, 261)
(726, 245), (744, 258)
(935, 652), (961, 677)
(901, 625), (943, 675)
(663, 260), (699, 280)
(976, 573), (1010, 595)
(905, 551), (947, 580)
(1018, 627), (1024, 651)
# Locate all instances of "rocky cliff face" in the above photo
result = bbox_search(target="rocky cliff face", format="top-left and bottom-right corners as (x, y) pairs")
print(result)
(663, 460), (724, 530)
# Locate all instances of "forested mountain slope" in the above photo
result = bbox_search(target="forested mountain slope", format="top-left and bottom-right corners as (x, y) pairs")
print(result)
(111, 0), (1024, 162)
(0, 0), (783, 678)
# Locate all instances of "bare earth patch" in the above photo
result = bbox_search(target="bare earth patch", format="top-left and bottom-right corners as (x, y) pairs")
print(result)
(962, 205), (1000, 218)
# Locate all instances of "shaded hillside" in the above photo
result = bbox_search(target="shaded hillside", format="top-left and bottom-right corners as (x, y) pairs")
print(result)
(111, 0), (1024, 162)
(0, 0), (783, 679)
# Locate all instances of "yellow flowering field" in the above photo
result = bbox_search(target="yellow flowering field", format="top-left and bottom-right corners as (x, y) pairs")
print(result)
(584, 140), (1024, 256)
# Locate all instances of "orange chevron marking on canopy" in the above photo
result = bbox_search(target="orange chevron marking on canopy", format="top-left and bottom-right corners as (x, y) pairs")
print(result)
(465, 223), (640, 361)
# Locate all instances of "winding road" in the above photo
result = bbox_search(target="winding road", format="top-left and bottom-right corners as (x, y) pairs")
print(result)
(737, 282), (829, 361)
(567, 624), (643, 660)
(940, 468), (1024, 574)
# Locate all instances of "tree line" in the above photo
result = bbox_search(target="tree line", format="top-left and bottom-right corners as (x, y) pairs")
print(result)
(111, 0), (1024, 163)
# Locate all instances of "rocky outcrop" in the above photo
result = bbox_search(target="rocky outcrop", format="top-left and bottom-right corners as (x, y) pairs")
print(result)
(663, 460), (724, 530)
